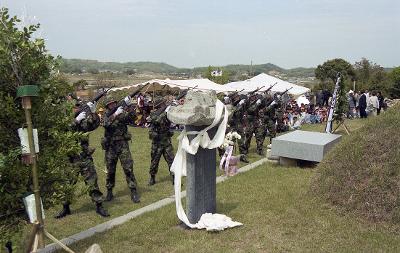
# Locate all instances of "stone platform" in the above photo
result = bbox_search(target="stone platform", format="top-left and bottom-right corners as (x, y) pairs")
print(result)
(271, 130), (342, 165)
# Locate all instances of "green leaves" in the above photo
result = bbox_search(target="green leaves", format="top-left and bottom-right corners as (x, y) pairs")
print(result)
(0, 7), (79, 247)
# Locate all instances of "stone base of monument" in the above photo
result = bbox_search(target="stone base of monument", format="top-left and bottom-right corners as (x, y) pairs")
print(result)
(271, 130), (342, 165)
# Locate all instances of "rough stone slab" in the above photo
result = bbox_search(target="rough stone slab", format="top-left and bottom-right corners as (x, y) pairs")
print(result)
(271, 130), (341, 162)
(167, 90), (217, 126)
(38, 157), (275, 253)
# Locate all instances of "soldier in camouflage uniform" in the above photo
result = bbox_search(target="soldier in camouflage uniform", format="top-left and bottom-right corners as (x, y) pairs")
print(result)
(274, 94), (289, 133)
(55, 100), (109, 219)
(264, 95), (278, 147)
(239, 94), (259, 161)
(102, 97), (140, 203)
(228, 94), (250, 163)
(147, 103), (175, 186)
(253, 94), (268, 156)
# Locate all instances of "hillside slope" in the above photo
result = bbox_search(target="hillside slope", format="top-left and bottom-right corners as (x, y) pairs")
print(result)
(312, 104), (400, 223)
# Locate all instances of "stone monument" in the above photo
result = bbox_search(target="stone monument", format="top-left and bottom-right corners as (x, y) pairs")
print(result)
(167, 90), (219, 224)
(271, 130), (342, 166)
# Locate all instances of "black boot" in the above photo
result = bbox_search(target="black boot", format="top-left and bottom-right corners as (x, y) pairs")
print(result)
(54, 203), (71, 219)
(240, 155), (249, 163)
(148, 175), (156, 186)
(131, 189), (140, 203)
(96, 203), (110, 217)
(5, 241), (12, 253)
(105, 189), (113, 202)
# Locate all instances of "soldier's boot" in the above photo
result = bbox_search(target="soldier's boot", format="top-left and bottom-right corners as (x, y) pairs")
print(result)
(148, 175), (156, 186)
(105, 189), (113, 202)
(257, 149), (265, 156)
(131, 189), (140, 203)
(54, 203), (71, 219)
(95, 203), (110, 217)
(240, 154), (249, 163)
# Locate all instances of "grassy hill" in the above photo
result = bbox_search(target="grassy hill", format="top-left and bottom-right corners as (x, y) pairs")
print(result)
(59, 58), (315, 79)
(59, 58), (190, 74)
(313, 104), (400, 223)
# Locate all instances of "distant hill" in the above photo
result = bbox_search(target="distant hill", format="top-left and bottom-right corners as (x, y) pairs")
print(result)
(59, 58), (315, 79)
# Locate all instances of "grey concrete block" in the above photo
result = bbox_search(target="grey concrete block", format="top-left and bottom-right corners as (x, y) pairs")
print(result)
(271, 130), (341, 162)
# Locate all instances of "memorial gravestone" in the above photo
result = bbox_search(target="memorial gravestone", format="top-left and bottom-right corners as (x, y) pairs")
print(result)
(271, 130), (342, 165)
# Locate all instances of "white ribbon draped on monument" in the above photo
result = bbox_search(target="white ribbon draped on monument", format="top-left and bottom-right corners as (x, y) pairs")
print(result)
(170, 100), (243, 231)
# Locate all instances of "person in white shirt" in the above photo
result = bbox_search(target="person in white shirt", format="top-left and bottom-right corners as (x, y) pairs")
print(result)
(368, 91), (379, 116)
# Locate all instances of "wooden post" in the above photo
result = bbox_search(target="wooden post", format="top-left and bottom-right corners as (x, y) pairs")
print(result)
(22, 97), (45, 249)
(185, 126), (217, 223)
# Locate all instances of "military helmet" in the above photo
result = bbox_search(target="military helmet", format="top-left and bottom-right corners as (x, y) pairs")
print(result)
(104, 96), (117, 107)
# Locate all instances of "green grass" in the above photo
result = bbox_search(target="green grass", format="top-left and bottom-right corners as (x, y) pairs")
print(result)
(313, 105), (400, 224)
(63, 163), (400, 253)
(24, 118), (399, 252)
(39, 126), (267, 242)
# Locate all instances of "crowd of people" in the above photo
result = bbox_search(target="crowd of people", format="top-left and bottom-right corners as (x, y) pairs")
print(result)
(64, 86), (389, 219)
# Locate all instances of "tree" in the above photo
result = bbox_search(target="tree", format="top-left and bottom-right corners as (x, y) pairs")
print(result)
(353, 58), (389, 93)
(73, 79), (88, 90)
(0, 8), (81, 247)
(87, 68), (99, 74)
(204, 65), (230, 84)
(315, 59), (355, 121)
(388, 67), (400, 98)
(315, 58), (356, 90)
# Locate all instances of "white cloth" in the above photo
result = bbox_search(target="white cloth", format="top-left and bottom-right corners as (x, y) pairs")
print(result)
(170, 99), (242, 230)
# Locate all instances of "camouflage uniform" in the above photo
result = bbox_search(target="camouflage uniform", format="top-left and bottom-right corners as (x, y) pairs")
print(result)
(241, 101), (258, 155)
(228, 100), (246, 154)
(102, 108), (138, 191)
(254, 99), (267, 154)
(264, 98), (277, 143)
(70, 112), (103, 204)
(148, 109), (174, 177)
(275, 100), (288, 132)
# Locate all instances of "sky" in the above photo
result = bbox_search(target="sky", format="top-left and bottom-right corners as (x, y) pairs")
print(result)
(2, 0), (399, 68)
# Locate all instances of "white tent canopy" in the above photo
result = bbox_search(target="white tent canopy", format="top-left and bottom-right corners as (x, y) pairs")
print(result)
(225, 73), (310, 96)
(110, 78), (234, 93)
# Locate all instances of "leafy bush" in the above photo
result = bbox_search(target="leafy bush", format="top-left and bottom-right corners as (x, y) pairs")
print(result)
(312, 104), (400, 223)
(0, 8), (81, 247)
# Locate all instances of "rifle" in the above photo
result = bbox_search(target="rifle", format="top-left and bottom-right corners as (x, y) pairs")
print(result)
(280, 87), (293, 96)
(152, 85), (198, 116)
(228, 89), (244, 98)
(105, 84), (147, 117)
(264, 82), (277, 94)
(248, 86), (265, 96)
(74, 86), (114, 117)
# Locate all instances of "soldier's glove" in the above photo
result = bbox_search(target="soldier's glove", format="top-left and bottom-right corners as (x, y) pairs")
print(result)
(87, 101), (96, 113)
(239, 99), (245, 105)
(268, 101), (277, 108)
(256, 99), (262, 105)
(114, 106), (124, 116)
(124, 96), (132, 106)
(75, 111), (87, 122)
